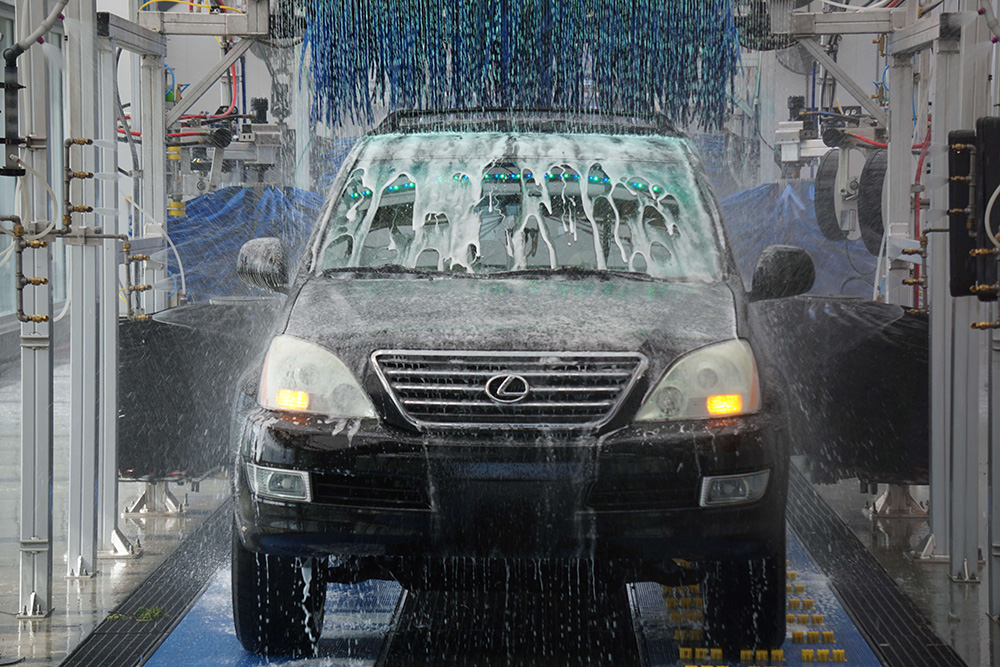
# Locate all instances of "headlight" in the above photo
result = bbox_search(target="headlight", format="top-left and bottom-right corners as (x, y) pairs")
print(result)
(246, 462), (312, 502)
(259, 334), (377, 418)
(635, 339), (760, 421)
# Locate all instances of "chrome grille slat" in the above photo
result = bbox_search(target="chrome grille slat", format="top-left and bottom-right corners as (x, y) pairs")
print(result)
(372, 350), (646, 430)
(383, 369), (634, 378)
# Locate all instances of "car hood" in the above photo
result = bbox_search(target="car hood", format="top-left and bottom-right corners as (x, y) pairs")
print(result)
(282, 276), (738, 377)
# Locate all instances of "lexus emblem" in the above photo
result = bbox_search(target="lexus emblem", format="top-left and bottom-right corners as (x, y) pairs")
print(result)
(485, 374), (530, 404)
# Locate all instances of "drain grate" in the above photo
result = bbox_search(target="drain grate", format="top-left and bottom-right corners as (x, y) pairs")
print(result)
(61, 499), (232, 667)
(786, 466), (966, 667)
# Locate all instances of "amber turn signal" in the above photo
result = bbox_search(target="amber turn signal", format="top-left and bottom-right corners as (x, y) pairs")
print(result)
(706, 394), (743, 416)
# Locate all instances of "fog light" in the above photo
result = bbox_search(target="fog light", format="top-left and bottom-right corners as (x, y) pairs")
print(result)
(699, 469), (769, 507)
(246, 462), (312, 502)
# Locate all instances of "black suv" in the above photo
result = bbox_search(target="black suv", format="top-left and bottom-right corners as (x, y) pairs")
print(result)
(230, 110), (814, 657)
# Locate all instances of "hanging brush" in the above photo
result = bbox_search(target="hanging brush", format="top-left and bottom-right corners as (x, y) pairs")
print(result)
(301, 0), (741, 130)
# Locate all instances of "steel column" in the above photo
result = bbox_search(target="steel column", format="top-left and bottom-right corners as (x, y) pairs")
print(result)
(65, 0), (101, 580)
(990, 302), (1000, 613)
(139, 52), (166, 313)
(926, 38), (962, 559)
(884, 53), (916, 307)
(16, 0), (55, 619)
(949, 9), (989, 583)
(95, 37), (134, 559)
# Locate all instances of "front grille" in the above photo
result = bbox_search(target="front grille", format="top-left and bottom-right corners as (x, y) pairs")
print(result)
(372, 350), (646, 430)
(311, 472), (431, 510)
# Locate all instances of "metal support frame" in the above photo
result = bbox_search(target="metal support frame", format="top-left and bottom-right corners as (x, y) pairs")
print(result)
(947, 8), (989, 585)
(96, 35), (138, 561)
(124, 481), (185, 515)
(164, 37), (254, 128)
(796, 37), (889, 128)
(139, 51), (167, 313)
(884, 52), (916, 308)
(16, 0), (55, 619)
(136, 0), (268, 37)
(790, 9), (905, 36)
(921, 34), (962, 563)
(65, 0), (101, 581)
(990, 301), (1000, 613)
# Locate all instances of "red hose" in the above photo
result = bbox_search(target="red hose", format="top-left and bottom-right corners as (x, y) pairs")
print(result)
(846, 133), (926, 150)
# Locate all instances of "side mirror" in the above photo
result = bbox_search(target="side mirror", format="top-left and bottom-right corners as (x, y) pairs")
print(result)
(750, 245), (815, 301)
(237, 238), (289, 293)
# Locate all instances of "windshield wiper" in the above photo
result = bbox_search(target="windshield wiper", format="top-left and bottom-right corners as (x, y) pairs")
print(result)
(321, 265), (464, 278)
(489, 266), (657, 282)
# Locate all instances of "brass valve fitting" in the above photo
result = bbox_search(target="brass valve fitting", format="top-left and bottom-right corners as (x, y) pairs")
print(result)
(26, 315), (50, 323)
(24, 277), (48, 286)
(129, 254), (150, 262)
(972, 321), (1000, 330)
(70, 171), (94, 180)
(133, 314), (152, 322)
(70, 137), (93, 146)
(121, 241), (131, 252)
(12, 225), (24, 237)
(950, 143), (975, 151)
(131, 284), (152, 293)
(970, 284), (999, 295)
(948, 208), (970, 216)
(970, 248), (1000, 257)
(901, 248), (924, 256)
(70, 205), (93, 213)
(902, 278), (925, 286)
(26, 240), (47, 248)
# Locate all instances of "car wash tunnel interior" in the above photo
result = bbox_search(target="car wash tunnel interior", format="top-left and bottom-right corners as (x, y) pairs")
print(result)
(1, 0), (1000, 666)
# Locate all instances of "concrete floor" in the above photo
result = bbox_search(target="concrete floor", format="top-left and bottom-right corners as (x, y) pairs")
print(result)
(0, 357), (229, 665)
(0, 355), (996, 665)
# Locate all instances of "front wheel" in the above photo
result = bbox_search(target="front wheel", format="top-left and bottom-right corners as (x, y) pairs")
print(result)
(702, 542), (786, 655)
(231, 523), (327, 656)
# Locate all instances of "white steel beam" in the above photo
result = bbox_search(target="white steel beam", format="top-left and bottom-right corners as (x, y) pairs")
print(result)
(887, 12), (965, 57)
(926, 37), (962, 561)
(16, 0), (55, 619)
(949, 9), (988, 584)
(139, 51), (167, 312)
(884, 53), (915, 308)
(65, 0), (100, 580)
(95, 37), (135, 559)
(789, 9), (906, 35)
(136, 1), (268, 37)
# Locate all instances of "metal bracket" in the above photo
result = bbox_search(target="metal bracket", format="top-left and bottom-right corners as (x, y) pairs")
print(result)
(136, 0), (269, 37)
(887, 12), (964, 56)
(164, 38), (255, 127)
(98, 527), (142, 560)
(19, 334), (50, 350)
(797, 38), (889, 128)
(790, 9), (906, 35)
(15, 591), (52, 621)
(96, 12), (167, 57)
(124, 482), (186, 516)
(887, 236), (924, 264)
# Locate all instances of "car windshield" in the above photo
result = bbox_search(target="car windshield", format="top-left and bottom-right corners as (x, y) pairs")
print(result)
(315, 132), (722, 280)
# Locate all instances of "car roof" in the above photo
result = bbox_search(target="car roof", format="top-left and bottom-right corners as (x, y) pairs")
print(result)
(371, 108), (684, 138)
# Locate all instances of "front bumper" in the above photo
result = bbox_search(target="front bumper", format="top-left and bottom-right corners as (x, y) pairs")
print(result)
(233, 407), (788, 564)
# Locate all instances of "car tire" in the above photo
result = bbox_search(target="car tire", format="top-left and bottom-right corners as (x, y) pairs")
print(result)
(231, 523), (327, 656)
(702, 541), (786, 654)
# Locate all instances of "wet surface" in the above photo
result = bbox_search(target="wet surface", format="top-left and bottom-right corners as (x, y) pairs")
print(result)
(146, 528), (880, 667)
